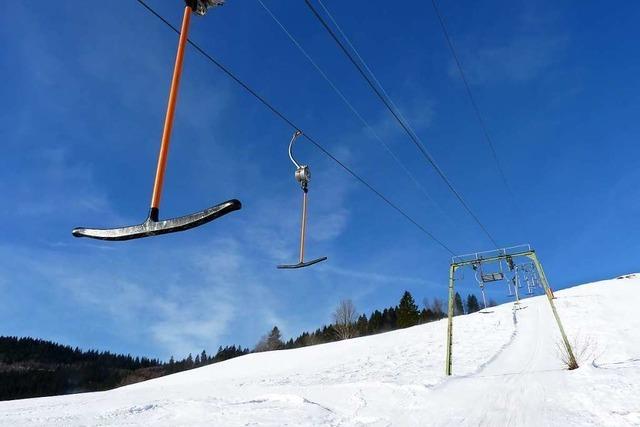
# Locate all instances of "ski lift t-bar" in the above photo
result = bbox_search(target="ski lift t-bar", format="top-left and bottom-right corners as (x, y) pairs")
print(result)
(72, 0), (240, 241)
(277, 131), (327, 269)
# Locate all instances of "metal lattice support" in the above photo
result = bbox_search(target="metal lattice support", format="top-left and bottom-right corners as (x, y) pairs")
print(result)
(445, 246), (577, 375)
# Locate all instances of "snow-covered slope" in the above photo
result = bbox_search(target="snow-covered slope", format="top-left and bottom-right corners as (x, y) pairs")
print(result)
(2, 276), (639, 426)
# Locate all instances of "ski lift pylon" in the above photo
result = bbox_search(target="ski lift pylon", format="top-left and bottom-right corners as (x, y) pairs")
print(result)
(72, 1), (240, 241)
(277, 131), (327, 269)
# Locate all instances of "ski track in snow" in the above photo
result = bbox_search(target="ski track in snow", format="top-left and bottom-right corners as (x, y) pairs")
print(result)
(1, 277), (640, 426)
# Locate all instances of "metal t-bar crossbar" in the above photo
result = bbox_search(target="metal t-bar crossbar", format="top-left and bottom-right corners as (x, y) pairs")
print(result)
(445, 247), (577, 375)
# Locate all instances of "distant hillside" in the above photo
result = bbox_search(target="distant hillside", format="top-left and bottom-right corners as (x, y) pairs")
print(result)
(1, 290), (481, 401)
(0, 337), (248, 401)
(0, 337), (162, 400)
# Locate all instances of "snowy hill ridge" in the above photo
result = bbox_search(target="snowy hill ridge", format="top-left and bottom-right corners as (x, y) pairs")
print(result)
(2, 276), (639, 426)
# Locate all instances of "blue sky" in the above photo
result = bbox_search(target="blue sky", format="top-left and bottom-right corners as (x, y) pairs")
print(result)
(1, 0), (639, 360)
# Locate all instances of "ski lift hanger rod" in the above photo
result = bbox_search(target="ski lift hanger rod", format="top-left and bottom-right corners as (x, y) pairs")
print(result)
(134, 0), (456, 256)
(277, 131), (328, 269)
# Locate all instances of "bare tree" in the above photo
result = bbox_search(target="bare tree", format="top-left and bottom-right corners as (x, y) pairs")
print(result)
(333, 299), (358, 340)
(556, 335), (596, 370)
(431, 297), (444, 319)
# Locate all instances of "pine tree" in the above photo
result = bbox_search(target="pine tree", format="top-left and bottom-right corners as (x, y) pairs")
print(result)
(381, 307), (397, 331)
(397, 291), (420, 328)
(268, 326), (284, 350)
(454, 292), (464, 315)
(321, 325), (337, 343)
(368, 310), (383, 334)
(356, 314), (368, 337)
(466, 294), (481, 314)
(255, 326), (285, 352)
(420, 307), (435, 323)
(473, 294), (481, 312)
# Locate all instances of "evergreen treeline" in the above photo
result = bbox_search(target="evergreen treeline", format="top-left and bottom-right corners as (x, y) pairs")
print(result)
(0, 336), (160, 368)
(164, 345), (250, 375)
(0, 337), (248, 401)
(270, 290), (489, 351)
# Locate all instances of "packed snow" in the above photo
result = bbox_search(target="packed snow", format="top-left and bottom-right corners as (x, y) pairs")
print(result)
(2, 275), (639, 426)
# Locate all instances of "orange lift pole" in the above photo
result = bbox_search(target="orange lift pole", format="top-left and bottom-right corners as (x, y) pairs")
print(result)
(150, 5), (193, 219)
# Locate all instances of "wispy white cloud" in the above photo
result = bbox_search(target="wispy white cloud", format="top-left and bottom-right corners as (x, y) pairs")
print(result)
(363, 97), (436, 144)
(2, 147), (113, 218)
(319, 265), (432, 287)
(444, 5), (568, 86)
(453, 35), (568, 85)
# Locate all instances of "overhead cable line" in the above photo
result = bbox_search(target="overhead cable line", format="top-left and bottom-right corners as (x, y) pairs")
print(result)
(429, 0), (518, 211)
(134, 0), (456, 255)
(317, 0), (430, 150)
(256, 0), (452, 225)
(305, 0), (499, 248)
